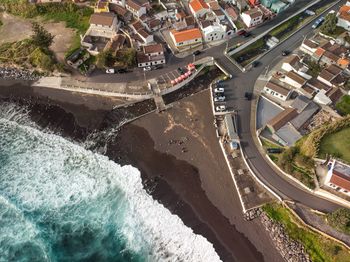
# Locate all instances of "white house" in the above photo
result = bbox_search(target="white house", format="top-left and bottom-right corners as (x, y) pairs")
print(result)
(337, 3), (350, 31)
(300, 39), (319, 56)
(241, 7), (263, 28)
(137, 43), (166, 67)
(88, 12), (119, 38)
(81, 12), (120, 55)
(136, 29), (154, 45)
(282, 71), (307, 89)
(263, 80), (292, 101)
(325, 160), (350, 196)
(199, 21), (226, 42)
(126, 0), (147, 17)
(170, 28), (203, 49)
(189, 0), (210, 18)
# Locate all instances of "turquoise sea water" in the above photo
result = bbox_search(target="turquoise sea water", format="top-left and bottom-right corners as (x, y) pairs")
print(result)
(0, 104), (221, 262)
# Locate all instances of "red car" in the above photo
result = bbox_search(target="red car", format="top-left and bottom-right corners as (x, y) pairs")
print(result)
(237, 30), (246, 36)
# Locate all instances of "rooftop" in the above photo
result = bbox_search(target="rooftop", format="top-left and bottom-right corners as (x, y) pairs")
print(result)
(285, 71), (307, 85)
(267, 108), (298, 132)
(265, 81), (291, 96)
(171, 28), (202, 43)
(338, 5), (350, 22)
(189, 0), (209, 13)
(143, 43), (163, 54)
(90, 12), (116, 27)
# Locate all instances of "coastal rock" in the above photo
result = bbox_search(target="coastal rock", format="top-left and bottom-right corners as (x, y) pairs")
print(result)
(244, 207), (262, 221)
(260, 212), (311, 262)
(0, 67), (40, 81)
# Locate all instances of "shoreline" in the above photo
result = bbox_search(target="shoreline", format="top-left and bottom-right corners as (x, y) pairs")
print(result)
(0, 81), (283, 261)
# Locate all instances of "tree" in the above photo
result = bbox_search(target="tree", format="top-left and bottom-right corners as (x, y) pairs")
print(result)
(96, 49), (114, 69)
(320, 13), (337, 36)
(116, 48), (136, 67)
(31, 22), (54, 49)
(327, 208), (350, 234)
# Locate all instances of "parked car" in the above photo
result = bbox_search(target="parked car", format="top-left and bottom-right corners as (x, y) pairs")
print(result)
(144, 66), (152, 71)
(312, 17), (324, 29)
(252, 61), (260, 67)
(193, 50), (201, 56)
(282, 50), (290, 56)
(267, 148), (283, 154)
(214, 87), (224, 93)
(117, 68), (128, 73)
(152, 65), (163, 70)
(177, 67), (184, 74)
(215, 105), (226, 112)
(106, 68), (115, 74)
(214, 96), (225, 102)
(244, 92), (252, 100)
(243, 31), (251, 38)
(237, 30), (246, 36)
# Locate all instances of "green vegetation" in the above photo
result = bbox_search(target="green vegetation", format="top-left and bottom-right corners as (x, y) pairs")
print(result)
(327, 208), (350, 235)
(336, 95), (350, 116)
(270, 14), (302, 39)
(0, 1), (93, 34)
(320, 13), (337, 35)
(300, 115), (350, 158)
(318, 126), (350, 163)
(231, 38), (265, 66)
(263, 203), (350, 262)
(304, 58), (322, 78)
(278, 146), (316, 189)
(31, 22), (54, 49)
(0, 22), (57, 72)
(96, 48), (136, 69)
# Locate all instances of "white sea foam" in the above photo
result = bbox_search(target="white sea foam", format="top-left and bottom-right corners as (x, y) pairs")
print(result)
(0, 118), (222, 262)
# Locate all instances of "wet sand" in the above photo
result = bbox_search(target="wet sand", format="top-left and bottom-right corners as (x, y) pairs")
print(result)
(0, 81), (282, 262)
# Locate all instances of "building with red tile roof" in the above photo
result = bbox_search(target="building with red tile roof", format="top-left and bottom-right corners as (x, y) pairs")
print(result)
(189, 0), (209, 18)
(170, 28), (203, 49)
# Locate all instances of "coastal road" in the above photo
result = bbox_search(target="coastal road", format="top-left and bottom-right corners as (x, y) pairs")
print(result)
(86, 0), (346, 212)
(219, 0), (346, 213)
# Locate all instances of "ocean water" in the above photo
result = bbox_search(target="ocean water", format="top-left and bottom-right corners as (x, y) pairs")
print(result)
(0, 103), (222, 262)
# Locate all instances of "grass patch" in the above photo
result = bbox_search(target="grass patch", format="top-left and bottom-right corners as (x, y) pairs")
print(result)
(0, 39), (57, 72)
(336, 95), (350, 116)
(263, 203), (350, 262)
(0, 1), (93, 57)
(270, 14), (302, 39)
(318, 126), (350, 163)
(231, 38), (265, 66)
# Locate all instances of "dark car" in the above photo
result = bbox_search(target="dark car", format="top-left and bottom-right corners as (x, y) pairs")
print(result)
(267, 148), (283, 154)
(243, 32), (251, 38)
(244, 92), (252, 100)
(282, 50), (290, 56)
(252, 61), (260, 67)
(152, 65), (163, 70)
(177, 67), (184, 74)
(193, 50), (201, 56)
(117, 68), (128, 73)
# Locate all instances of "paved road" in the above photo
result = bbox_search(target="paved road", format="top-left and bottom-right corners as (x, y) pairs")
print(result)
(86, 0), (346, 212)
(219, 0), (346, 213)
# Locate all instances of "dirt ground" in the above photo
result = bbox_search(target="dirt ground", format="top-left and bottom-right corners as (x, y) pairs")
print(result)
(0, 12), (75, 62)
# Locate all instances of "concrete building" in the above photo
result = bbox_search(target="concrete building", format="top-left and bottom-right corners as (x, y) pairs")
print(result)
(300, 39), (319, 56)
(337, 4), (350, 31)
(325, 160), (350, 196)
(199, 21), (226, 42)
(241, 7), (263, 28)
(283, 71), (307, 89)
(126, 0), (148, 17)
(263, 80), (292, 101)
(170, 28), (203, 49)
(189, 0), (210, 18)
(137, 43), (165, 67)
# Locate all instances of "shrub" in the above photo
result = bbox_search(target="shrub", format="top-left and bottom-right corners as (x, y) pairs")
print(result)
(327, 208), (350, 235)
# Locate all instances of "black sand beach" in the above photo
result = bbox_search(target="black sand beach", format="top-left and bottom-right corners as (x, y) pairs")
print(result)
(0, 80), (283, 262)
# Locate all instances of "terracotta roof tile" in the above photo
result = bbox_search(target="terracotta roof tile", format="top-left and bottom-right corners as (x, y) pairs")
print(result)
(171, 28), (202, 43)
(189, 0), (209, 13)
